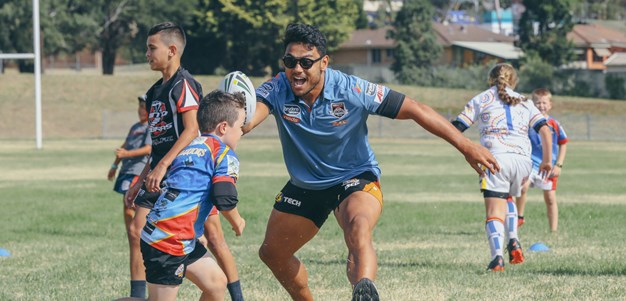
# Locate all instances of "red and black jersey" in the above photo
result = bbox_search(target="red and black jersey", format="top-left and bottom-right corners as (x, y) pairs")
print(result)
(145, 67), (202, 168)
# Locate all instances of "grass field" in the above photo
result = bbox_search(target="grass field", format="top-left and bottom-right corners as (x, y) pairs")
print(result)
(1, 138), (625, 301)
(1, 67), (626, 139)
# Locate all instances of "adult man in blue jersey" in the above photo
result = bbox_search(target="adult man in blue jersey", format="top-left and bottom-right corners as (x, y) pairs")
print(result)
(243, 23), (500, 301)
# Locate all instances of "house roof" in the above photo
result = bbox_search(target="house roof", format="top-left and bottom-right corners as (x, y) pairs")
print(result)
(567, 23), (626, 48)
(605, 52), (626, 67)
(452, 42), (523, 60)
(339, 28), (395, 49)
(338, 23), (516, 50)
(432, 22), (515, 45)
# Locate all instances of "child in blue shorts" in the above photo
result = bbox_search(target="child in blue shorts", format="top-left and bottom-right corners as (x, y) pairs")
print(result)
(108, 95), (152, 276)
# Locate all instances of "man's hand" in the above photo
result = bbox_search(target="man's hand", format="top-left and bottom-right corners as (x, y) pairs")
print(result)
(231, 217), (246, 236)
(463, 142), (500, 176)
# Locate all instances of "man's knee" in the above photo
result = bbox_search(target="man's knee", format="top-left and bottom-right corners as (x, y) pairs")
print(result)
(343, 216), (372, 247)
(258, 243), (283, 266)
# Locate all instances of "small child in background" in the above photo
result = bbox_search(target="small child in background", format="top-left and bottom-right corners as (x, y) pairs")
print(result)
(516, 88), (569, 232)
(108, 95), (152, 269)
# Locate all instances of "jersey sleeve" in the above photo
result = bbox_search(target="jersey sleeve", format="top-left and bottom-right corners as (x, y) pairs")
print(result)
(527, 102), (547, 132)
(454, 96), (480, 128)
(172, 78), (201, 113)
(143, 129), (152, 146)
(346, 75), (405, 118)
(209, 147), (240, 211)
(255, 75), (280, 114)
(554, 119), (569, 145)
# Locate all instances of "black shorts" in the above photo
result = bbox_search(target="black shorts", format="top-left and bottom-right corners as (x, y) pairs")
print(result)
(140, 239), (207, 285)
(134, 182), (161, 209)
(273, 171), (383, 228)
(113, 174), (140, 194)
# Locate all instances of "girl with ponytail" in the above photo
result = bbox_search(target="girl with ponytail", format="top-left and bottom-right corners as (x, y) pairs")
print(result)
(451, 63), (553, 272)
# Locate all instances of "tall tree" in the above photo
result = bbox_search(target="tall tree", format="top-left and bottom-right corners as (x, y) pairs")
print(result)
(189, 0), (359, 75)
(388, 0), (441, 85)
(40, 0), (196, 75)
(0, 0), (42, 72)
(518, 0), (576, 67)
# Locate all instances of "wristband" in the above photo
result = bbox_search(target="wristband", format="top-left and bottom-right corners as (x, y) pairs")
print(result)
(111, 164), (118, 169)
(555, 163), (563, 168)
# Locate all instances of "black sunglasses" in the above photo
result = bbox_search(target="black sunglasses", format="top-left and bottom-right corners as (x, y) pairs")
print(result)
(282, 55), (323, 69)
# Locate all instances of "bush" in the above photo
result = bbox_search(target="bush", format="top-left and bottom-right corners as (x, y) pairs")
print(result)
(605, 74), (626, 100)
(518, 53), (553, 93)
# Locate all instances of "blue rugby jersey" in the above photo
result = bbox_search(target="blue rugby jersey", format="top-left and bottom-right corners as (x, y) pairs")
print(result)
(529, 116), (568, 170)
(141, 135), (239, 256)
(256, 68), (404, 190)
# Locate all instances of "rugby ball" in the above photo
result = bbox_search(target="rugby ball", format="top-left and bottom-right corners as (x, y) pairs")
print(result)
(218, 71), (256, 126)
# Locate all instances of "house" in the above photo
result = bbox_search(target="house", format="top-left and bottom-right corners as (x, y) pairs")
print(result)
(432, 22), (521, 66)
(604, 52), (626, 73)
(331, 22), (521, 68)
(567, 23), (626, 70)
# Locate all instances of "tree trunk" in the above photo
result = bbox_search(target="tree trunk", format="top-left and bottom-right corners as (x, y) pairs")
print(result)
(102, 44), (116, 75)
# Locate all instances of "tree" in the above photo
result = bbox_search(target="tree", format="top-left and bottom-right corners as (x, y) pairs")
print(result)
(0, 0), (40, 72)
(388, 0), (442, 85)
(187, 0), (359, 76)
(39, 0), (196, 75)
(517, 0), (576, 67)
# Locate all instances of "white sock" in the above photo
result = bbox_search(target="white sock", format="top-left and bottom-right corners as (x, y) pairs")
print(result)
(485, 218), (505, 259)
(506, 198), (519, 240)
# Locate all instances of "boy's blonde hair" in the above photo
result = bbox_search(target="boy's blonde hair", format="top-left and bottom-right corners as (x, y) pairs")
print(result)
(488, 63), (526, 105)
(531, 88), (552, 103)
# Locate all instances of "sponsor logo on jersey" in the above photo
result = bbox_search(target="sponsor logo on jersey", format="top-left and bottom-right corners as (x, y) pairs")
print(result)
(149, 101), (172, 137)
(342, 178), (361, 190)
(282, 104), (301, 123)
(365, 83), (376, 96)
(283, 104), (301, 116)
(274, 192), (283, 203)
(227, 155), (240, 179)
(174, 264), (185, 278)
(375, 85), (385, 104)
(256, 80), (275, 99)
(152, 136), (175, 146)
(262, 82), (274, 91)
(283, 196), (302, 207)
(332, 120), (348, 126)
(331, 102), (347, 118)
(179, 147), (206, 157)
(353, 84), (362, 94)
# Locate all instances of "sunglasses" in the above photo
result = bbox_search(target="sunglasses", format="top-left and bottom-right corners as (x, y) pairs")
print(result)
(282, 55), (323, 69)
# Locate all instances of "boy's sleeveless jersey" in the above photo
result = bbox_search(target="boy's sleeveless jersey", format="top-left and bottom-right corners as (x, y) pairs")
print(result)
(119, 122), (151, 176)
(255, 68), (401, 190)
(145, 67), (202, 169)
(529, 116), (569, 168)
(141, 135), (239, 256)
(455, 86), (546, 157)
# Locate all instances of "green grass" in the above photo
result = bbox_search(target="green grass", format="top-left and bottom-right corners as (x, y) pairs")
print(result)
(0, 138), (625, 300)
(2, 67), (626, 139)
